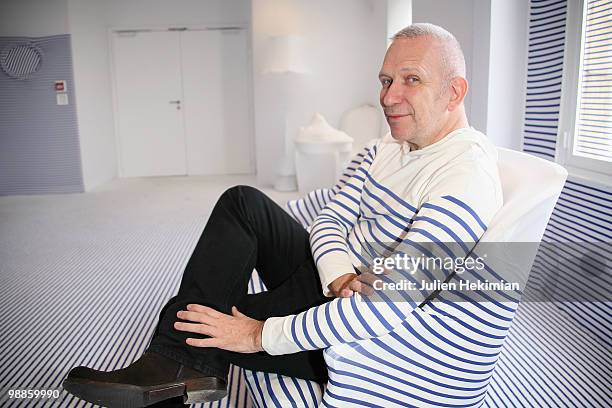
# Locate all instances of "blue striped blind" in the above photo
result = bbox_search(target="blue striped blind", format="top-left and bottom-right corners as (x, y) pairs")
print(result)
(574, 0), (612, 161)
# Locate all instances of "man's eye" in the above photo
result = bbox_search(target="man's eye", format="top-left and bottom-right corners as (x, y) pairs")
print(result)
(407, 77), (420, 84)
(381, 79), (391, 87)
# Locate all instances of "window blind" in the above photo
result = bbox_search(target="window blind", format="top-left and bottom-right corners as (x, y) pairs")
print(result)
(574, 0), (612, 161)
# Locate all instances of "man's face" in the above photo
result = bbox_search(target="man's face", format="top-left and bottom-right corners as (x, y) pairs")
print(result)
(379, 37), (450, 146)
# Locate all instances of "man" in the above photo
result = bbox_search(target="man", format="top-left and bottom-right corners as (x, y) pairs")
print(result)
(64, 23), (503, 407)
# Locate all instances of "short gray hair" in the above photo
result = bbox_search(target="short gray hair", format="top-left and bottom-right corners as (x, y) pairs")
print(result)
(392, 23), (466, 81)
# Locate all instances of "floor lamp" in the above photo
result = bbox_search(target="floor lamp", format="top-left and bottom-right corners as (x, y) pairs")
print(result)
(263, 35), (307, 191)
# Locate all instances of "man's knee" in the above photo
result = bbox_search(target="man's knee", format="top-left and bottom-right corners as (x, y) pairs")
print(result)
(220, 185), (266, 206)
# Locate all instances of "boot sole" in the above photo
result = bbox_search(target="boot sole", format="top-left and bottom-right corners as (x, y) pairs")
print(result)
(63, 377), (227, 407)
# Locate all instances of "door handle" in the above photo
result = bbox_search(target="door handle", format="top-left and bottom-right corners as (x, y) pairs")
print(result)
(169, 100), (181, 104)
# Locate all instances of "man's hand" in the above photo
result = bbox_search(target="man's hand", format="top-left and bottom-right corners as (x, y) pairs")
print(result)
(329, 270), (384, 298)
(174, 304), (264, 353)
(329, 272), (375, 298)
(328, 273), (358, 297)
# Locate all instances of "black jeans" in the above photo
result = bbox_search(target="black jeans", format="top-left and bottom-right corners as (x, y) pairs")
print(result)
(148, 185), (329, 383)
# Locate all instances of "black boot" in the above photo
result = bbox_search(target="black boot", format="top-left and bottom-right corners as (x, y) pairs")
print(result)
(62, 352), (227, 407)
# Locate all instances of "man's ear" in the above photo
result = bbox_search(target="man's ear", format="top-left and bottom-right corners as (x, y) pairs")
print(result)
(447, 77), (468, 111)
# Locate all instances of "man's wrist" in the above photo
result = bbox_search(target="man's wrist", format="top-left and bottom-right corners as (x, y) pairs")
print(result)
(254, 320), (264, 352)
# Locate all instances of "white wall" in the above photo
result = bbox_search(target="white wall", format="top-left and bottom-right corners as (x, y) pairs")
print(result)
(104, 0), (250, 28)
(68, 0), (116, 191)
(387, 0), (413, 42)
(470, 0), (492, 133)
(252, 0), (387, 186)
(67, 0), (250, 191)
(486, 0), (528, 150)
(0, 0), (69, 37)
(411, 0), (528, 149)
(1, 0), (529, 191)
(412, 0), (476, 123)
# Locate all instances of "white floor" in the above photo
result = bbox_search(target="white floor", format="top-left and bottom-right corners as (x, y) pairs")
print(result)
(0, 175), (298, 407)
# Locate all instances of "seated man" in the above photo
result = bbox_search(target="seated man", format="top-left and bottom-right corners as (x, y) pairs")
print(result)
(63, 23), (503, 407)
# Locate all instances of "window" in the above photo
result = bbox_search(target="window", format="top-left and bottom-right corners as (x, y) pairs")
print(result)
(558, 0), (612, 183)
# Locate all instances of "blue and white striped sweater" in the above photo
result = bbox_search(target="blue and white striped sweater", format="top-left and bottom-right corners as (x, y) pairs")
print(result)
(265, 128), (508, 406)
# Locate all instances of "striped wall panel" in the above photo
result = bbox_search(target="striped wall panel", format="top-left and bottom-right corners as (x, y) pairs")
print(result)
(521, 0), (611, 342)
(0, 35), (84, 196)
(540, 177), (612, 343)
(522, 0), (567, 160)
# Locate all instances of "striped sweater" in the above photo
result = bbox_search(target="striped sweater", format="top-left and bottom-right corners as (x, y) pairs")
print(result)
(262, 127), (509, 407)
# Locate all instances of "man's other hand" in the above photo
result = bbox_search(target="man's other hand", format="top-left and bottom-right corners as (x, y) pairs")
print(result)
(328, 273), (360, 297)
(329, 271), (380, 298)
(174, 304), (264, 353)
(329, 273), (357, 297)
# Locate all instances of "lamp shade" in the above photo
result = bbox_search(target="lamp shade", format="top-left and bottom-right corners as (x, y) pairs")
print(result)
(263, 35), (308, 74)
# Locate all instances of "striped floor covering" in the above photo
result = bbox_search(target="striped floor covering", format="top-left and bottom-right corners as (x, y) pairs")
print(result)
(1, 176), (609, 407)
(0, 176), (293, 408)
(483, 301), (611, 407)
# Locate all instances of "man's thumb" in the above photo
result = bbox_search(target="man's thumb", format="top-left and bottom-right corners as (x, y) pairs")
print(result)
(232, 306), (245, 317)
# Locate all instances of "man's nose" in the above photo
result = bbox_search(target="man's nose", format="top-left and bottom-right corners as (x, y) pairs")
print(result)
(382, 82), (402, 107)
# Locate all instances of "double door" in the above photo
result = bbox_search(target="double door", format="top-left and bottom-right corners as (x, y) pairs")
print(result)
(112, 27), (253, 177)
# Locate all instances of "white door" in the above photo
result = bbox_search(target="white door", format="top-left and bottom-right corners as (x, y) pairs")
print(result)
(181, 28), (254, 175)
(112, 31), (187, 177)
